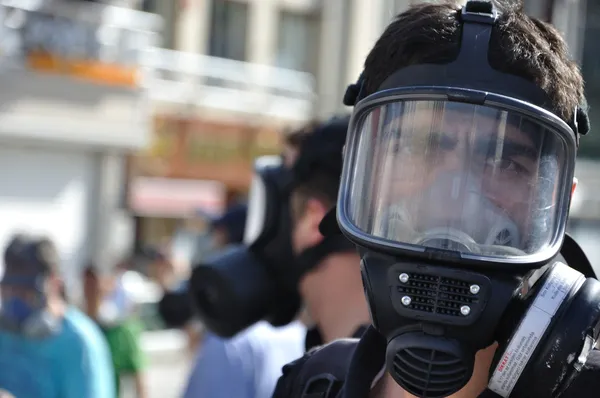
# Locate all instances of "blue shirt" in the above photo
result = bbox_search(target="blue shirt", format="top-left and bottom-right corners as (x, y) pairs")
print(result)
(183, 321), (307, 398)
(0, 307), (116, 398)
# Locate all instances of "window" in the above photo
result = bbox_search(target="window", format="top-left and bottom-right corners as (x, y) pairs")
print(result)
(579, 1), (600, 158)
(209, 1), (249, 61)
(140, 0), (176, 49)
(275, 10), (320, 74)
(140, 0), (156, 12)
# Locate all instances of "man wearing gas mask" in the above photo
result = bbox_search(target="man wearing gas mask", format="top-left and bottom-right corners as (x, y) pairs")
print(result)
(192, 117), (367, 344)
(159, 126), (311, 332)
(283, 121), (319, 168)
(271, 1), (600, 398)
(287, 115), (371, 344)
(0, 234), (115, 398)
(181, 126), (314, 398)
(191, 116), (374, 393)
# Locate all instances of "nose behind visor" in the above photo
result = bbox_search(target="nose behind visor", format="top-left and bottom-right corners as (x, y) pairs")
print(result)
(383, 171), (522, 254)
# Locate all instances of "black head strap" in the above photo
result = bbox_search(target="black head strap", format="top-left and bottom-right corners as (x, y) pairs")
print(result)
(343, 72), (365, 107)
(296, 235), (357, 275)
(291, 115), (350, 190)
(342, 0), (590, 141)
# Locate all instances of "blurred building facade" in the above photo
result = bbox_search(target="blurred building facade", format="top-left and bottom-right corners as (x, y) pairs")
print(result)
(526, 0), (600, 267)
(0, 0), (595, 289)
(129, 0), (321, 249)
(0, 1), (161, 299)
(126, 0), (600, 265)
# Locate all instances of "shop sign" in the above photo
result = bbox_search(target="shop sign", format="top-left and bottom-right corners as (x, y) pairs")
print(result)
(146, 116), (178, 159)
(132, 115), (283, 188)
(185, 125), (281, 165)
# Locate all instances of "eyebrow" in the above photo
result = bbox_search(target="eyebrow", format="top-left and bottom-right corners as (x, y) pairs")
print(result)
(475, 138), (538, 160)
(381, 117), (539, 156)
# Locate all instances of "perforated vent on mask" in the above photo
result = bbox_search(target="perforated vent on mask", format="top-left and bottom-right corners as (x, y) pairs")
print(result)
(395, 273), (480, 317)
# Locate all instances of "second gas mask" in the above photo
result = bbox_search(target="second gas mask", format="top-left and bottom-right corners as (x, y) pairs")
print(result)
(189, 156), (301, 337)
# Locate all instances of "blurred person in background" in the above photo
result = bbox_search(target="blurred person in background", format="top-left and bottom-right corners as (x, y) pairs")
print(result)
(146, 247), (189, 328)
(83, 263), (147, 398)
(83, 265), (102, 322)
(0, 234), (115, 398)
(207, 202), (247, 250)
(157, 204), (247, 331)
(282, 121), (317, 168)
(182, 208), (305, 398)
(180, 124), (313, 398)
(269, 116), (371, 397)
(188, 117), (368, 398)
(289, 117), (370, 343)
(154, 120), (312, 332)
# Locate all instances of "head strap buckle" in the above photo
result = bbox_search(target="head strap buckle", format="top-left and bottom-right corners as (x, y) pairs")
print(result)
(462, 0), (497, 24)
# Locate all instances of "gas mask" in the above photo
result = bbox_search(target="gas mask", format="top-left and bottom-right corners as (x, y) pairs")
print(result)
(322, 2), (599, 397)
(0, 276), (61, 339)
(189, 156), (301, 338)
(191, 151), (353, 338)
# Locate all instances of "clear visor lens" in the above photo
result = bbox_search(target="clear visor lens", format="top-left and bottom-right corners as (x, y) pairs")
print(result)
(346, 100), (568, 259)
(244, 156), (282, 245)
(244, 174), (267, 246)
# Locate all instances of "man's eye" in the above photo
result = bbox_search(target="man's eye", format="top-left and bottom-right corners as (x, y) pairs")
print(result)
(382, 129), (396, 139)
(486, 158), (529, 175)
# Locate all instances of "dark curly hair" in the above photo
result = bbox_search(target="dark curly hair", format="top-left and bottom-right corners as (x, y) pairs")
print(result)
(362, 0), (584, 122)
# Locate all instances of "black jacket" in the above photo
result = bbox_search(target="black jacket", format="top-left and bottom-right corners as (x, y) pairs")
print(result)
(273, 325), (600, 398)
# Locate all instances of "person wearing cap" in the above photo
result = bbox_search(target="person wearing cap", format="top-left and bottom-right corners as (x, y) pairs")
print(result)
(153, 204), (250, 332)
(0, 234), (115, 398)
(210, 203), (248, 249)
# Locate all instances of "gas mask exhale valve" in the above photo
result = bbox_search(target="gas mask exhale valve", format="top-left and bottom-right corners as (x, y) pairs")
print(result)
(323, 1), (600, 396)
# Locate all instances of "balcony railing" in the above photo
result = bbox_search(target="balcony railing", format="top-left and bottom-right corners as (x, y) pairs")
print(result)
(0, 1), (316, 121)
(0, 0), (162, 79)
(142, 47), (317, 122)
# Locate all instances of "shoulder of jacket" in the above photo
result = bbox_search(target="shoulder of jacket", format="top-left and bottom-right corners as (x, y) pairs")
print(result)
(272, 338), (360, 398)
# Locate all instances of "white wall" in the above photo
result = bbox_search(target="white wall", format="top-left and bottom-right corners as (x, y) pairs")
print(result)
(0, 145), (94, 299)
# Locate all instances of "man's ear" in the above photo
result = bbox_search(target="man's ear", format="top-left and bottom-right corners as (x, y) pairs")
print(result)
(571, 177), (578, 198)
(305, 198), (329, 238)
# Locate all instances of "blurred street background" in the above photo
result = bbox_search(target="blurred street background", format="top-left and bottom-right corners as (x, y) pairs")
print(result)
(0, 0), (598, 397)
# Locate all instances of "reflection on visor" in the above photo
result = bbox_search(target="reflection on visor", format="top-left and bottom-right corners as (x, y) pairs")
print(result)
(346, 100), (568, 259)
